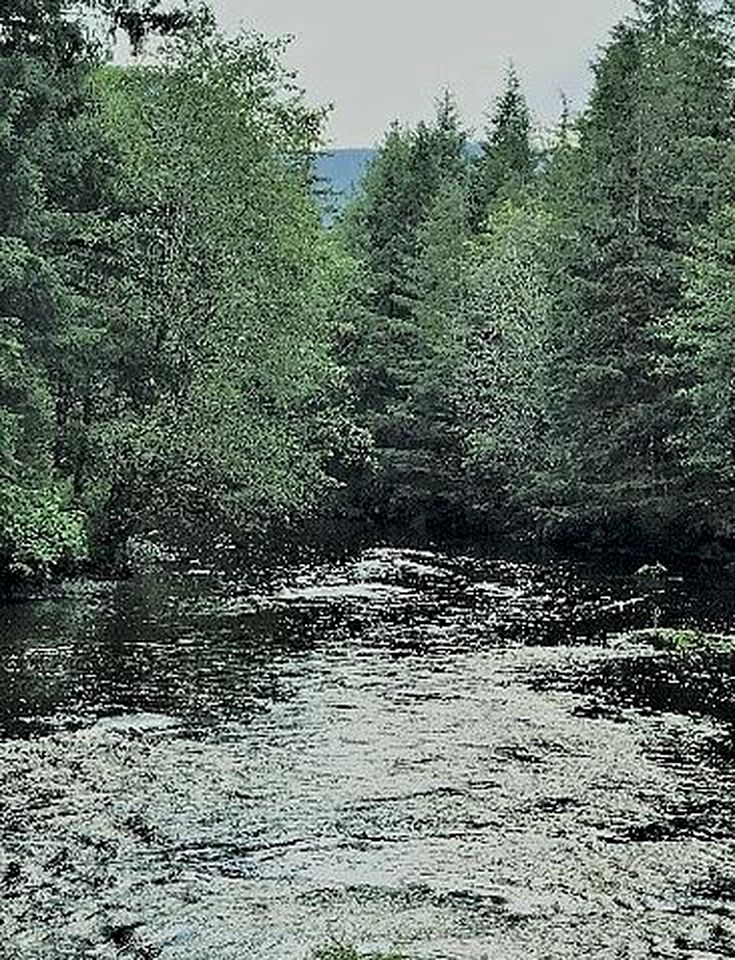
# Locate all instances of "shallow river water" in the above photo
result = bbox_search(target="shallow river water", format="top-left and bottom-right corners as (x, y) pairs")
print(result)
(2, 544), (735, 959)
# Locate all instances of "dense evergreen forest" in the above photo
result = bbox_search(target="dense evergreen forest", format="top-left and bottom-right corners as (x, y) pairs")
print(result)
(2, 0), (735, 579)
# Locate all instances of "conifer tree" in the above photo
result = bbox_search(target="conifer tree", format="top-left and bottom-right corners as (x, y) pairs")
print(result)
(535, 0), (735, 542)
(340, 96), (471, 524)
(666, 205), (735, 537)
(471, 65), (535, 227)
(374, 178), (471, 524)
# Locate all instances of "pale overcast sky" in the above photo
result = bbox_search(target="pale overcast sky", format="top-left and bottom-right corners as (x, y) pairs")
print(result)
(206, 0), (636, 147)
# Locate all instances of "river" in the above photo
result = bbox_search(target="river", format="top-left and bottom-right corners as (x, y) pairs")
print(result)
(1, 543), (735, 959)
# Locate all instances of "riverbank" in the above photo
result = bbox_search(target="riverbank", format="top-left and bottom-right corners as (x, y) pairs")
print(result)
(4, 498), (735, 595)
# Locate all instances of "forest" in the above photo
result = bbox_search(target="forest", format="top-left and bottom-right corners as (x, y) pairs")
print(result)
(3, 0), (735, 580)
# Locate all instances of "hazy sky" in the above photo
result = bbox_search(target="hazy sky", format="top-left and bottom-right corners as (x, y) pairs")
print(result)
(206, 0), (636, 147)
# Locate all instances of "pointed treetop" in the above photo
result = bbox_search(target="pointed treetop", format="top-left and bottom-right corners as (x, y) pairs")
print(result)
(554, 91), (575, 147)
(435, 89), (461, 132)
(470, 64), (534, 225)
(486, 62), (531, 148)
(431, 88), (467, 168)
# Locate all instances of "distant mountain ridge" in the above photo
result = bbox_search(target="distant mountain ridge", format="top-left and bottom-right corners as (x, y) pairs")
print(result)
(314, 144), (483, 212)
(314, 148), (375, 206)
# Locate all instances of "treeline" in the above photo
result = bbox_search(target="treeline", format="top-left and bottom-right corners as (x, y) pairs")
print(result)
(340, 0), (735, 550)
(2, 0), (735, 578)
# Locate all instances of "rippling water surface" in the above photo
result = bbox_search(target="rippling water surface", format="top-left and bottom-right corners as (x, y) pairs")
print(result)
(2, 544), (735, 959)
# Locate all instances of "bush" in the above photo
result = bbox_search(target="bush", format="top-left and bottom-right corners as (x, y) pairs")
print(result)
(0, 481), (87, 578)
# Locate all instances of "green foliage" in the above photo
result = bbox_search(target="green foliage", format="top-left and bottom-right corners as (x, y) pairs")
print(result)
(83, 25), (357, 550)
(458, 196), (554, 516)
(525, 0), (735, 542)
(614, 627), (735, 652)
(340, 71), (547, 529)
(664, 204), (735, 534)
(0, 0), (359, 576)
(339, 95), (473, 525)
(0, 0), (105, 576)
(0, 481), (86, 577)
(336, 0), (735, 548)
(311, 946), (406, 960)
(342, 95), (467, 325)
(5, 0), (735, 573)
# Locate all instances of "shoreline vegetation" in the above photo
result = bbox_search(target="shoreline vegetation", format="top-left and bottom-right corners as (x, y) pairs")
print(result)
(610, 627), (735, 652)
(3, 0), (735, 583)
(312, 948), (406, 960)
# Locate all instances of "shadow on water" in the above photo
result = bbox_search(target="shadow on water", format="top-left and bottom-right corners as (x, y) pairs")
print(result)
(0, 570), (332, 738)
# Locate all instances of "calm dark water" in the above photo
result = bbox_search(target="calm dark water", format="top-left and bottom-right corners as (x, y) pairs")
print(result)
(1, 544), (735, 959)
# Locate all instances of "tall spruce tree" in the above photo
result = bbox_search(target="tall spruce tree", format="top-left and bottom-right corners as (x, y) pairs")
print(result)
(340, 95), (471, 525)
(536, 0), (735, 543)
(375, 177), (471, 525)
(471, 65), (535, 228)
